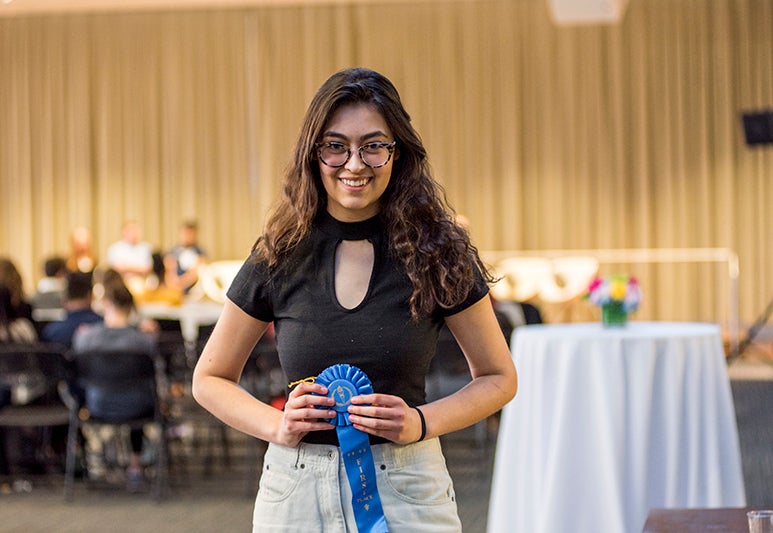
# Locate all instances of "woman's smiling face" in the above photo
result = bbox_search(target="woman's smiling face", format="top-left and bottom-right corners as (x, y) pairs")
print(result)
(317, 103), (396, 222)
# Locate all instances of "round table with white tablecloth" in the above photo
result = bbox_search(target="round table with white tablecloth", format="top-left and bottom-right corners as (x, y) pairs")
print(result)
(487, 322), (746, 533)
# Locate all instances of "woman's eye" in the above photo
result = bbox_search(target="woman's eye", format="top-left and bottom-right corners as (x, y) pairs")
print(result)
(326, 142), (347, 153)
(362, 143), (382, 153)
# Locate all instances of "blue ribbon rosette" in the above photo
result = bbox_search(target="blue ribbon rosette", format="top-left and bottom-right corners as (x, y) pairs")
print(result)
(315, 364), (388, 533)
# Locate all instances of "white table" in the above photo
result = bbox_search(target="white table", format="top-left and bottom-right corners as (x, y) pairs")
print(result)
(139, 300), (223, 344)
(487, 322), (746, 533)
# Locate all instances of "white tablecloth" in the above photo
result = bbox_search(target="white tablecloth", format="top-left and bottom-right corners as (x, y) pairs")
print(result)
(487, 322), (746, 533)
(139, 300), (223, 343)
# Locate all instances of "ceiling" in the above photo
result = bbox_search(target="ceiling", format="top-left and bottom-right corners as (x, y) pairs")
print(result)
(0, 0), (452, 17)
(1, 0), (630, 24)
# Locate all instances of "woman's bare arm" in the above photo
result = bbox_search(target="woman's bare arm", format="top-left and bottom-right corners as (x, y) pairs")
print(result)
(192, 300), (335, 446)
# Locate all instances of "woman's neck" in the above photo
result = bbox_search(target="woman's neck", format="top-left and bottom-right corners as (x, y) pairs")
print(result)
(103, 310), (131, 328)
(317, 210), (382, 240)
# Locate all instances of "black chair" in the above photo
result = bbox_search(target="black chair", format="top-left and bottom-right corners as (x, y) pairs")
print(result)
(194, 322), (216, 358)
(0, 343), (71, 479)
(62, 350), (169, 500)
(155, 319), (189, 384)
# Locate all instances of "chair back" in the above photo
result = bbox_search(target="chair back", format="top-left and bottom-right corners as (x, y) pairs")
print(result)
(64, 349), (169, 500)
(0, 343), (69, 408)
(71, 350), (159, 423)
(154, 320), (188, 383)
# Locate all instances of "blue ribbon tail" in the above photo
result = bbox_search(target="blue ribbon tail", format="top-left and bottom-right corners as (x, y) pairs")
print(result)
(337, 425), (389, 533)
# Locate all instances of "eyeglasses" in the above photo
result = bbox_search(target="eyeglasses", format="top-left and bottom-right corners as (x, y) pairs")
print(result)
(315, 141), (397, 169)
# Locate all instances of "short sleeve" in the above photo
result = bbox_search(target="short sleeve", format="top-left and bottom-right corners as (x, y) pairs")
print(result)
(225, 257), (275, 322)
(440, 265), (490, 317)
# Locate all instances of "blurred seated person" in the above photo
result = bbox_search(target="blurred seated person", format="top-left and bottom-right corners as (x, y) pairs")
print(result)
(0, 257), (34, 324)
(135, 253), (183, 306)
(0, 283), (40, 475)
(0, 283), (37, 344)
(106, 221), (153, 295)
(72, 274), (157, 492)
(92, 268), (160, 333)
(164, 220), (207, 294)
(30, 256), (68, 312)
(41, 272), (103, 348)
(66, 226), (98, 273)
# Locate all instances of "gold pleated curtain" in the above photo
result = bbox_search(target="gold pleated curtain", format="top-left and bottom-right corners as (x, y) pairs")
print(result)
(1, 0), (772, 331)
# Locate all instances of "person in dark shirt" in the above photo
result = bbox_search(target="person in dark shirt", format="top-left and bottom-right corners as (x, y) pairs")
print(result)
(164, 220), (207, 294)
(192, 68), (517, 532)
(41, 272), (102, 348)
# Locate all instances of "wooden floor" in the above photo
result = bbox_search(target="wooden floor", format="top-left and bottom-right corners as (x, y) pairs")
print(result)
(1, 356), (771, 533)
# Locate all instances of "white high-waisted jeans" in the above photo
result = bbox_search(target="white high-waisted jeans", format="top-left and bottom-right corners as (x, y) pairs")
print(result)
(252, 437), (462, 532)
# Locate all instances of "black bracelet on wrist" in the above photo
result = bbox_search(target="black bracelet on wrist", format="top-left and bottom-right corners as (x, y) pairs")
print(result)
(413, 406), (426, 442)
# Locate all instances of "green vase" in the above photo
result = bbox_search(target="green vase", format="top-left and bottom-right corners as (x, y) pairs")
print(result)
(602, 301), (628, 326)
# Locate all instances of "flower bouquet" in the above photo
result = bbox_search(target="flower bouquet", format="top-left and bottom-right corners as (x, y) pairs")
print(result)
(586, 275), (641, 326)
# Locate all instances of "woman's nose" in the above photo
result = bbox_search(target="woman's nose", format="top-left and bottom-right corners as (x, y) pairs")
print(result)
(344, 148), (366, 172)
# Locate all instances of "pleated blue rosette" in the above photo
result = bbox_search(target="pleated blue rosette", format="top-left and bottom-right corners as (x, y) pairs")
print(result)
(316, 363), (374, 426)
(315, 364), (388, 533)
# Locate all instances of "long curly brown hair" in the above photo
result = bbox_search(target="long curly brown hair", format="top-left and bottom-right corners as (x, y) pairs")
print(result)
(252, 67), (494, 320)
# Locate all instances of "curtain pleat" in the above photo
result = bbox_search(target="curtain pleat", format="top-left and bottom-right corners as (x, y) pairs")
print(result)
(1, 0), (772, 330)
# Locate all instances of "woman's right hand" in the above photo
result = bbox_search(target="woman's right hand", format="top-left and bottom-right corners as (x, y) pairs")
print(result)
(276, 382), (336, 447)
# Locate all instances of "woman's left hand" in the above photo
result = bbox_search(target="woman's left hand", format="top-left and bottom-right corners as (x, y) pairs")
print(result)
(347, 394), (424, 445)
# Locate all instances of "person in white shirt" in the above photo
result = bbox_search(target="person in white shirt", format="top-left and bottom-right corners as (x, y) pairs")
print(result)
(106, 221), (153, 294)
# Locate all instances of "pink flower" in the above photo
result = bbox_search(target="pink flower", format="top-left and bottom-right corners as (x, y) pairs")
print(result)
(587, 277), (603, 293)
(585, 274), (642, 312)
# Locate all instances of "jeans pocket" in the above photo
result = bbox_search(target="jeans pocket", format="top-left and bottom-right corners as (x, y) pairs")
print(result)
(381, 463), (455, 506)
(255, 461), (303, 503)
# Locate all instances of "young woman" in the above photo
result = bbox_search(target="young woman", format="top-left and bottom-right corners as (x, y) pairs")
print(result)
(192, 67), (517, 532)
